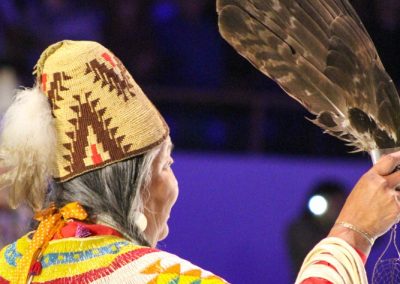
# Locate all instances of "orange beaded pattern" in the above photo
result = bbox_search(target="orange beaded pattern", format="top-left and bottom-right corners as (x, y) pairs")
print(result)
(15, 202), (88, 284)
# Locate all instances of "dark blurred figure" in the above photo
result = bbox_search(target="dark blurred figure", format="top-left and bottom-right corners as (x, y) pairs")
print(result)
(286, 180), (347, 278)
(150, 0), (225, 89)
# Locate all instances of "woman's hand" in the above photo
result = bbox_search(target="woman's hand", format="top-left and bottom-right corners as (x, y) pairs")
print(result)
(329, 152), (400, 255)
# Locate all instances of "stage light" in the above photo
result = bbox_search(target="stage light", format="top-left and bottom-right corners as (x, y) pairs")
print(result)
(308, 195), (328, 216)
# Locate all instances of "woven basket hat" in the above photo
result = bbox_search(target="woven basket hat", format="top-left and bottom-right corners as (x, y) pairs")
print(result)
(36, 40), (169, 181)
(0, 40), (169, 209)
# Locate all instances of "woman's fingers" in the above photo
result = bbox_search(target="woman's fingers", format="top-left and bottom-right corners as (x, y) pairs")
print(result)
(374, 152), (400, 176)
(383, 170), (400, 189)
(337, 169), (400, 238)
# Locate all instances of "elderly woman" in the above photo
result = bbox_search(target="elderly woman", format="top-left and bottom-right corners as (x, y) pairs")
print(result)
(0, 40), (227, 284)
(0, 40), (399, 284)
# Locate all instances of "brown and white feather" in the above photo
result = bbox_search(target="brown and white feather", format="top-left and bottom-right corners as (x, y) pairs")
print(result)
(217, 0), (400, 152)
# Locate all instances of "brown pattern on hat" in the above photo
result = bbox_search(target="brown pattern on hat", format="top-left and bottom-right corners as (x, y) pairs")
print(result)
(85, 55), (135, 102)
(46, 72), (71, 111)
(61, 91), (129, 175)
(35, 40), (169, 181)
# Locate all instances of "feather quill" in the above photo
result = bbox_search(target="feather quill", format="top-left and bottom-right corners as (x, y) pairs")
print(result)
(217, 0), (400, 152)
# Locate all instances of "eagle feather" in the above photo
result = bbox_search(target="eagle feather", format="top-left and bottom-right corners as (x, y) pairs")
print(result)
(217, 0), (400, 152)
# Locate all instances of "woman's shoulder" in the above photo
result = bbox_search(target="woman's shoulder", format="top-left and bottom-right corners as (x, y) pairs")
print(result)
(78, 237), (229, 283)
(0, 235), (228, 283)
(44, 236), (229, 283)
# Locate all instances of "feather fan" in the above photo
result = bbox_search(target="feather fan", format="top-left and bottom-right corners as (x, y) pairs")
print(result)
(217, 0), (400, 153)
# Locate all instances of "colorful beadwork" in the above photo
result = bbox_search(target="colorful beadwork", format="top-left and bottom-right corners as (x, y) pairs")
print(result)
(0, 235), (227, 283)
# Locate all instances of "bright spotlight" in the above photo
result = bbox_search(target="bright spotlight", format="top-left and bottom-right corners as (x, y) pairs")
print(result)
(308, 195), (328, 216)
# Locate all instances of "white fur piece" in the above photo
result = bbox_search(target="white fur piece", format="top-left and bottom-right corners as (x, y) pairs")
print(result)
(0, 86), (56, 209)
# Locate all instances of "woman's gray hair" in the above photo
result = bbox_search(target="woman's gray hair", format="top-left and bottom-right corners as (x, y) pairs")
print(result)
(47, 145), (161, 246)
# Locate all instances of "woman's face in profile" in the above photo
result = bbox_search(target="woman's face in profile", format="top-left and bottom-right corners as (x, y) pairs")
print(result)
(144, 138), (178, 246)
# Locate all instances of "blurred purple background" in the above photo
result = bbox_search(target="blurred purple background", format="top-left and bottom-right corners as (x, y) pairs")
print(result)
(163, 153), (386, 283)
(1, 0), (400, 283)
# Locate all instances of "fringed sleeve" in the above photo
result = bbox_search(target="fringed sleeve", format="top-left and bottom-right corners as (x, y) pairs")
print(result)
(295, 237), (368, 284)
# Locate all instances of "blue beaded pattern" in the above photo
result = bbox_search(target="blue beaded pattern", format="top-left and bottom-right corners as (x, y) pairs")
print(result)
(4, 240), (130, 268)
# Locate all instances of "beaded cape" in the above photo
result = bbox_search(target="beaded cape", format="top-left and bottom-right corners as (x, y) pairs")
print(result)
(0, 234), (227, 284)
